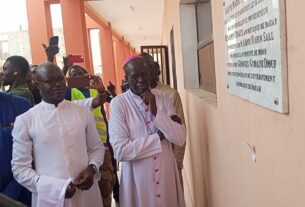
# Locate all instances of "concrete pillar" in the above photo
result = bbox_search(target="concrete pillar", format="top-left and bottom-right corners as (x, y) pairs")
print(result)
(60, 0), (91, 73)
(129, 46), (134, 57)
(100, 23), (117, 86)
(112, 40), (119, 89)
(115, 38), (126, 89)
(26, 0), (53, 64)
(124, 42), (131, 58)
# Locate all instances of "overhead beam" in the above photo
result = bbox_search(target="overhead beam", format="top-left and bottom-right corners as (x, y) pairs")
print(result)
(84, 2), (123, 41)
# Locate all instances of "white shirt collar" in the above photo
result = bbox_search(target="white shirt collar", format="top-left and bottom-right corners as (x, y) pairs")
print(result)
(127, 89), (144, 106)
(41, 99), (67, 110)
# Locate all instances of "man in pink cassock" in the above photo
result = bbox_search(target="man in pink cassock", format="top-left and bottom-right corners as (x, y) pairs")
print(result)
(109, 56), (186, 207)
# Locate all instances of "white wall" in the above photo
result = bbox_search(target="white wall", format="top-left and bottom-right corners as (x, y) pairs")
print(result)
(162, 0), (305, 206)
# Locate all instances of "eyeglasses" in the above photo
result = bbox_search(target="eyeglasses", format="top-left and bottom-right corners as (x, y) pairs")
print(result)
(36, 77), (65, 85)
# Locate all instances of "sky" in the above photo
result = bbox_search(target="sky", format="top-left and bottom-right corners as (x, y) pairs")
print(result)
(0, 0), (62, 33)
(0, 0), (102, 73)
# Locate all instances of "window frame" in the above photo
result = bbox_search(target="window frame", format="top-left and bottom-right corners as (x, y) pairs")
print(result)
(195, 0), (216, 93)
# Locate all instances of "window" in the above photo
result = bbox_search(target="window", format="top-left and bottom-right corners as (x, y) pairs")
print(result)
(195, 0), (216, 93)
(141, 46), (170, 85)
(50, 4), (66, 68)
(89, 29), (102, 75)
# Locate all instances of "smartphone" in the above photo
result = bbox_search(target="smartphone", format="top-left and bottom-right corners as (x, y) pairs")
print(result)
(66, 76), (90, 88)
(49, 36), (59, 46)
(68, 54), (84, 63)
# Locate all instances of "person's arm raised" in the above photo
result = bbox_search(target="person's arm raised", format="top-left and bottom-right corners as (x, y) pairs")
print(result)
(42, 43), (59, 63)
(89, 75), (107, 108)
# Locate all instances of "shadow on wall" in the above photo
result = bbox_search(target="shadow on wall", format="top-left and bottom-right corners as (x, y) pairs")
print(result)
(184, 93), (212, 207)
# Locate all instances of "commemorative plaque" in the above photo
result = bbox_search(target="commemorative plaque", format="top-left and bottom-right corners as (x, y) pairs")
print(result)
(224, 0), (288, 113)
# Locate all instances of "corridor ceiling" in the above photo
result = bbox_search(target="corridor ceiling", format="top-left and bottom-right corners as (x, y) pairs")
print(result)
(86, 0), (164, 51)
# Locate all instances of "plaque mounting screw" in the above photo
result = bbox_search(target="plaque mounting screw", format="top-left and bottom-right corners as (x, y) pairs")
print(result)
(274, 98), (279, 105)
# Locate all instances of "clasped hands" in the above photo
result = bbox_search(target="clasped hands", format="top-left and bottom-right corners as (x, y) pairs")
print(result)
(157, 115), (182, 141)
(65, 165), (96, 199)
(141, 90), (182, 141)
(141, 90), (157, 116)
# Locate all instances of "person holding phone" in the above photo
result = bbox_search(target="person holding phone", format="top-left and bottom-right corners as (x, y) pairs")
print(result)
(41, 43), (106, 110)
(42, 36), (59, 63)
(42, 36), (72, 76)
(109, 56), (186, 207)
(65, 65), (119, 206)
(65, 65), (108, 143)
(106, 81), (117, 103)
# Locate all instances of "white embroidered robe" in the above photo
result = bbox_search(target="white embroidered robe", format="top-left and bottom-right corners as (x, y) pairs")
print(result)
(11, 100), (105, 207)
(109, 89), (186, 207)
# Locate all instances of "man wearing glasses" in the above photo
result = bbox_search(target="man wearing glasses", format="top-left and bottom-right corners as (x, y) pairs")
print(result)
(11, 62), (105, 207)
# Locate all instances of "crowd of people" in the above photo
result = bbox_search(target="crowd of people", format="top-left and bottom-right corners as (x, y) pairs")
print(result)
(0, 43), (187, 207)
